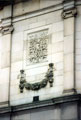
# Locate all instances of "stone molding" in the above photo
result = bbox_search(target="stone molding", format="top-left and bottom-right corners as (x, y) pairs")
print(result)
(0, 94), (81, 114)
(62, 0), (77, 19)
(0, 25), (14, 35)
(62, 8), (77, 19)
(63, 88), (77, 94)
(0, 17), (14, 35)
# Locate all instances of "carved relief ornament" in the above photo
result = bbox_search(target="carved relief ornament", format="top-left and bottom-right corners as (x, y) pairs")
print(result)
(26, 30), (48, 65)
(18, 63), (55, 93)
(62, 8), (77, 19)
(0, 25), (14, 35)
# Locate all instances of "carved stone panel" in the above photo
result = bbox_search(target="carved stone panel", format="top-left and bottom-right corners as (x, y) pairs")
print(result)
(26, 29), (48, 65)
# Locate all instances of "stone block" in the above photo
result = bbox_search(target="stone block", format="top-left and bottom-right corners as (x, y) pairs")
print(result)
(0, 36), (2, 51)
(0, 67), (9, 84)
(13, 3), (23, 17)
(40, 0), (63, 9)
(1, 52), (10, 68)
(76, 40), (81, 49)
(55, 62), (63, 70)
(61, 102), (77, 120)
(39, 86), (63, 99)
(10, 84), (20, 95)
(10, 97), (33, 106)
(38, 12), (52, 22)
(2, 34), (11, 52)
(51, 42), (63, 54)
(39, 89), (62, 101)
(52, 31), (63, 43)
(76, 31), (81, 40)
(64, 17), (74, 36)
(0, 115), (10, 120)
(28, 17), (38, 24)
(48, 41), (63, 55)
(76, 48), (81, 55)
(76, 71), (81, 80)
(76, 16), (81, 32)
(51, 52), (63, 63)
(77, 6), (81, 15)
(54, 76), (63, 86)
(76, 55), (81, 64)
(11, 51), (23, 63)
(52, 21), (63, 33)
(0, 84), (8, 102)
(53, 107), (61, 120)
(54, 70), (63, 77)
(12, 32), (23, 52)
(64, 71), (74, 90)
(76, 79), (81, 90)
(64, 35), (74, 54)
(64, 54), (74, 72)
(25, 65), (48, 76)
(0, 10), (3, 20)
(13, 20), (29, 32)
(37, 10), (62, 25)
(29, 21), (46, 29)
(76, 64), (81, 71)
(13, 0), (40, 17)
(0, 53), (1, 69)
(12, 111), (30, 120)
(3, 5), (11, 19)
(46, 10), (62, 24)
(11, 61), (23, 72)
(30, 107), (53, 120)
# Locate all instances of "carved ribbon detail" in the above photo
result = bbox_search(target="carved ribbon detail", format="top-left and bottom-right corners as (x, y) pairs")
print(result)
(19, 63), (54, 93)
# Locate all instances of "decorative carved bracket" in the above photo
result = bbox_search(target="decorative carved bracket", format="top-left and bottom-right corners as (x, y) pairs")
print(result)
(18, 63), (55, 93)
(0, 25), (14, 35)
(0, 17), (14, 35)
(62, 8), (77, 19)
(62, 0), (77, 19)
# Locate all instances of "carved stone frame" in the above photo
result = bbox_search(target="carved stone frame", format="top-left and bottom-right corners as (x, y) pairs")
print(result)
(23, 25), (52, 70)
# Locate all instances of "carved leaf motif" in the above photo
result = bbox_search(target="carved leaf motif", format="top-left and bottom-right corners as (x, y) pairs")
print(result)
(27, 30), (48, 64)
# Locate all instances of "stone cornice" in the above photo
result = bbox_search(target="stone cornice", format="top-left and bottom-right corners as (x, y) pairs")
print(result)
(0, 94), (81, 114)
(12, 94), (81, 112)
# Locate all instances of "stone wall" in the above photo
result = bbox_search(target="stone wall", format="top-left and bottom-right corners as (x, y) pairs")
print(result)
(10, 5), (64, 105)
(0, 0), (81, 109)
(12, 101), (78, 120)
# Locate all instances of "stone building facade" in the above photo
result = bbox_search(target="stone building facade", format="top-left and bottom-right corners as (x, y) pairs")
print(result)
(0, 0), (81, 120)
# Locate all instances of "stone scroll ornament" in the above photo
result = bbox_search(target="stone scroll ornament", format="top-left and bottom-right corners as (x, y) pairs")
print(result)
(18, 63), (55, 93)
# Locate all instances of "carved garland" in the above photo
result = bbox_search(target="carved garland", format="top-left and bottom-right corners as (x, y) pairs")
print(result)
(19, 63), (54, 93)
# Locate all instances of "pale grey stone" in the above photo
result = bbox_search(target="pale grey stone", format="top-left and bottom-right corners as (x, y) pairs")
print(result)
(64, 71), (74, 90)
(76, 55), (81, 64)
(40, 0), (63, 9)
(64, 54), (74, 72)
(3, 5), (11, 19)
(61, 103), (77, 120)
(64, 17), (74, 36)
(76, 16), (81, 32)
(0, 67), (9, 84)
(64, 35), (74, 54)
(1, 52), (10, 68)
(0, 83), (8, 102)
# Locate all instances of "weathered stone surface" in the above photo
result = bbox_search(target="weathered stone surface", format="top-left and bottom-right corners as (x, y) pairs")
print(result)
(0, 83), (8, 102)
(64, 17), (74, 36)
(61, 102), (78, 120)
